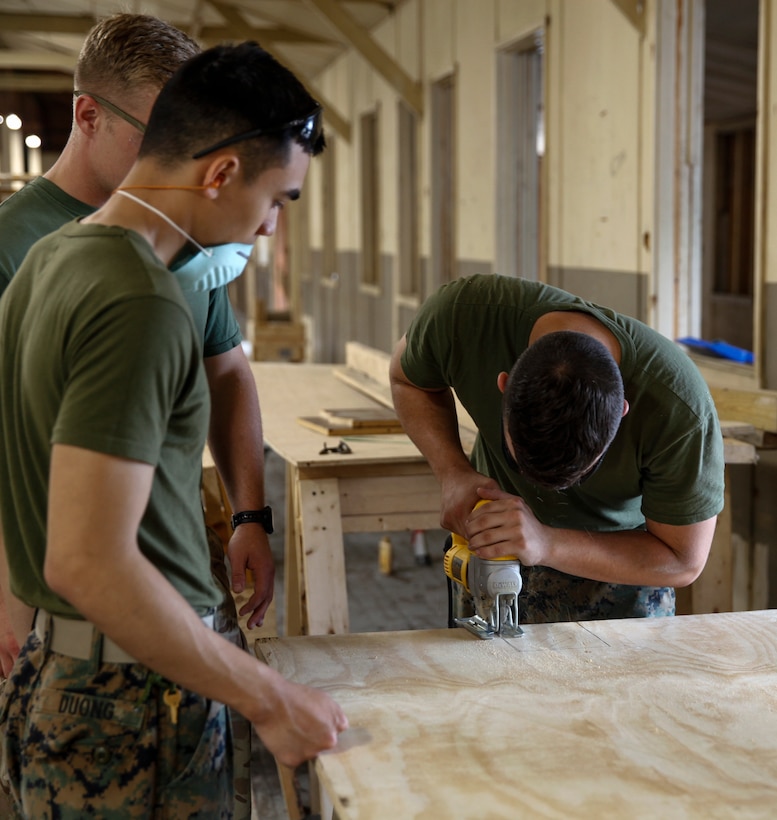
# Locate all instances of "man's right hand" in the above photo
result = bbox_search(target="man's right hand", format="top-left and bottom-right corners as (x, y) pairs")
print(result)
(253, 677), (349, 768)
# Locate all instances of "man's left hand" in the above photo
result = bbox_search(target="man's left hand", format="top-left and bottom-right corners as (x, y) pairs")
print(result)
(464, 487), (551, 566)
(227, 525), (276, 629)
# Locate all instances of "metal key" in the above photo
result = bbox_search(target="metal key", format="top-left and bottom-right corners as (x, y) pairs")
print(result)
(163, 686), (181, 725)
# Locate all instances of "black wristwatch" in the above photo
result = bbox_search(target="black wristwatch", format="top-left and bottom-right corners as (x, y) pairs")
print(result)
(230, 506), (274, 534)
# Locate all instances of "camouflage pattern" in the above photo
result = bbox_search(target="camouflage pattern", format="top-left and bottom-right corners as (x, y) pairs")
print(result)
(0, 627), (232, 819)
(447, 537), (675, 625)
(207, 527), (252, 819)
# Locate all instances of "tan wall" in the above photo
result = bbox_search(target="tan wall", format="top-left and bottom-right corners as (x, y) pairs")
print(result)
(547, 0), (646, 275)
(301, 0), (654, 359)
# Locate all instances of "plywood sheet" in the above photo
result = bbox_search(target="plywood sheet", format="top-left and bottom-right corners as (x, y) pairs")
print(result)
(259, 612), (777, 819)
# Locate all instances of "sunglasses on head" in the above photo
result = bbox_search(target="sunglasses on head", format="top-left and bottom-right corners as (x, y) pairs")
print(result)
(192, 106), (323, 160)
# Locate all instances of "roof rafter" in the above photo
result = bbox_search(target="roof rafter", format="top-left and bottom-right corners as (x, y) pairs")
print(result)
(302, 0), (422, 114)
(205, 0), (352, 142)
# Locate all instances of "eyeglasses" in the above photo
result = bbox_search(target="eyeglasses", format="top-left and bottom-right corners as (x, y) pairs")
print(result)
(74, 91), (147, 134)
(192, 106), (323, 160)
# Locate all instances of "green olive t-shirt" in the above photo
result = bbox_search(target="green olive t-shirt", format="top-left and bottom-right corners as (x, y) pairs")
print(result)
(402, 274), (724, 532)
(0, 221), (219, 616)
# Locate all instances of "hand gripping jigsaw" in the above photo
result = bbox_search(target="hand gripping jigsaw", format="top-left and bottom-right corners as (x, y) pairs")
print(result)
(443, 500), (523, 639)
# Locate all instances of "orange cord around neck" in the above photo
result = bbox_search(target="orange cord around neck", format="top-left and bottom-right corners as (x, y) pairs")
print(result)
(116, 182), (218, 192)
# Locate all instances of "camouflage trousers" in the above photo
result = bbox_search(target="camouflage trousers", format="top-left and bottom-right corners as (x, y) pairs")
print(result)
(0, 626), (232, 819)
(448, 537), (675, 625)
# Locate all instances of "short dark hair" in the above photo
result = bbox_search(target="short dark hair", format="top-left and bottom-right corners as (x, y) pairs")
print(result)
(503, 330), (625, 490)
(139, 41), (325, 180)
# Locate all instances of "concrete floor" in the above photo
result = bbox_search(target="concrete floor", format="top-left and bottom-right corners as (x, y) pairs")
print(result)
(247, 448), (449, 819)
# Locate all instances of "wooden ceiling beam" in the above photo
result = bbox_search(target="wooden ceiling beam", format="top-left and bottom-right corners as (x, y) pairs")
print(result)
(199, 24), (332, 44)
(0, 11), (331, 45)
(0, 51), (75, 73)
(302, 0), (422, 114)
(0, 13), (95, 35)
(205, 0), (351, 142)
(0, 73), (74, 92)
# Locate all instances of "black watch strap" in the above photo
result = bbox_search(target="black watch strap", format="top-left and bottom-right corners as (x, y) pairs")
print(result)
(230, 506), (274, 534)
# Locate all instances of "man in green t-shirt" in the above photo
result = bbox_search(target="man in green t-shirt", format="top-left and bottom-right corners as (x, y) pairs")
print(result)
(390, 274), (724, 623)
(0, 15), (276, 673)
(0, 41), (347, 817)
(0, 17), (276, 816)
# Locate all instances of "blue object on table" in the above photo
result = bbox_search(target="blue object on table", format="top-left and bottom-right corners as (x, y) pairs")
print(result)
(676, 337), (754, 364)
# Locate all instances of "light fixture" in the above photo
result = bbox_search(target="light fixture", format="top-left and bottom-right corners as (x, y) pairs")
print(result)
(6, 113), (22, 130)
(25, 134), (41, 149)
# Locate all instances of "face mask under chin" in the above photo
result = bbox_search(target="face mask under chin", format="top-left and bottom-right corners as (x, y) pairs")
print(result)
(170, 242), (254, 292)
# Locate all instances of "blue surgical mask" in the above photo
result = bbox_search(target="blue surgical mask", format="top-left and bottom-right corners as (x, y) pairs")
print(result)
(171, 243), (254, 292)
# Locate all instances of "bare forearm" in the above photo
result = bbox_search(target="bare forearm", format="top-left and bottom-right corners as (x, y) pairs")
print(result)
(389, 339), (498, 533)
(391, 380), (471, 480)
(541, 527), (706, 587)
(470, 491), (716, 588)
(205, 350), (265, 510)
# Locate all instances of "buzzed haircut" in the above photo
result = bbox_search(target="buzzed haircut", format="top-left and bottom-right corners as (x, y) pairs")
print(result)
(74, 13), (200, 98)
(504, 330), (625, 490)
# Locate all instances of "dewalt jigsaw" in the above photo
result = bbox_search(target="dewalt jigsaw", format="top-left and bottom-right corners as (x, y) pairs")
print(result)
(443, 500), (523, 639)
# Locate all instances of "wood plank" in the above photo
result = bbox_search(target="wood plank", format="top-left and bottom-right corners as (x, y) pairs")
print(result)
(344, 341), (392, 386)
(296, 416), (402, 436)
(297, 477), (349, 635)
(338, 474), (441, 521)
(722, 436), (757, 463)
(332, 365), (394, 409)
(710, 385), (777, 432)
(258, 612), (777, 819)
(302, 0), (423, 114)
(691, 485), (733, 613)
(320, 407), (401, 429)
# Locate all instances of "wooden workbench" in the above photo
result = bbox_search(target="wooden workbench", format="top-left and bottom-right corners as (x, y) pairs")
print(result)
(259, 610), (777, 819)
(247, 361), (474, 636)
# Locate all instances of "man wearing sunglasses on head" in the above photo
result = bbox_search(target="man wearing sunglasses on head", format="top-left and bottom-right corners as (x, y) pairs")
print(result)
(390, 274), (724, 624)
(0, 40), (344, 817)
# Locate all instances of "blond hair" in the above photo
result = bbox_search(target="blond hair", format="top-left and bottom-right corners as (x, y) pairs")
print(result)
(75, 14), (200, 98)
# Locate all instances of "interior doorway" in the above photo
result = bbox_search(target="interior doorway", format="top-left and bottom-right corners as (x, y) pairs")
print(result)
(496, 31), (544, 281)
(701, 0), (759, 352)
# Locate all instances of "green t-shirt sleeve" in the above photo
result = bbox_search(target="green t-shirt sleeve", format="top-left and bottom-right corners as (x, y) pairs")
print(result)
(53, 296), (201, 465)
(640, 410), (724, 525)
(401, 281), (459, 390)
(202, 285), (242, 358)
